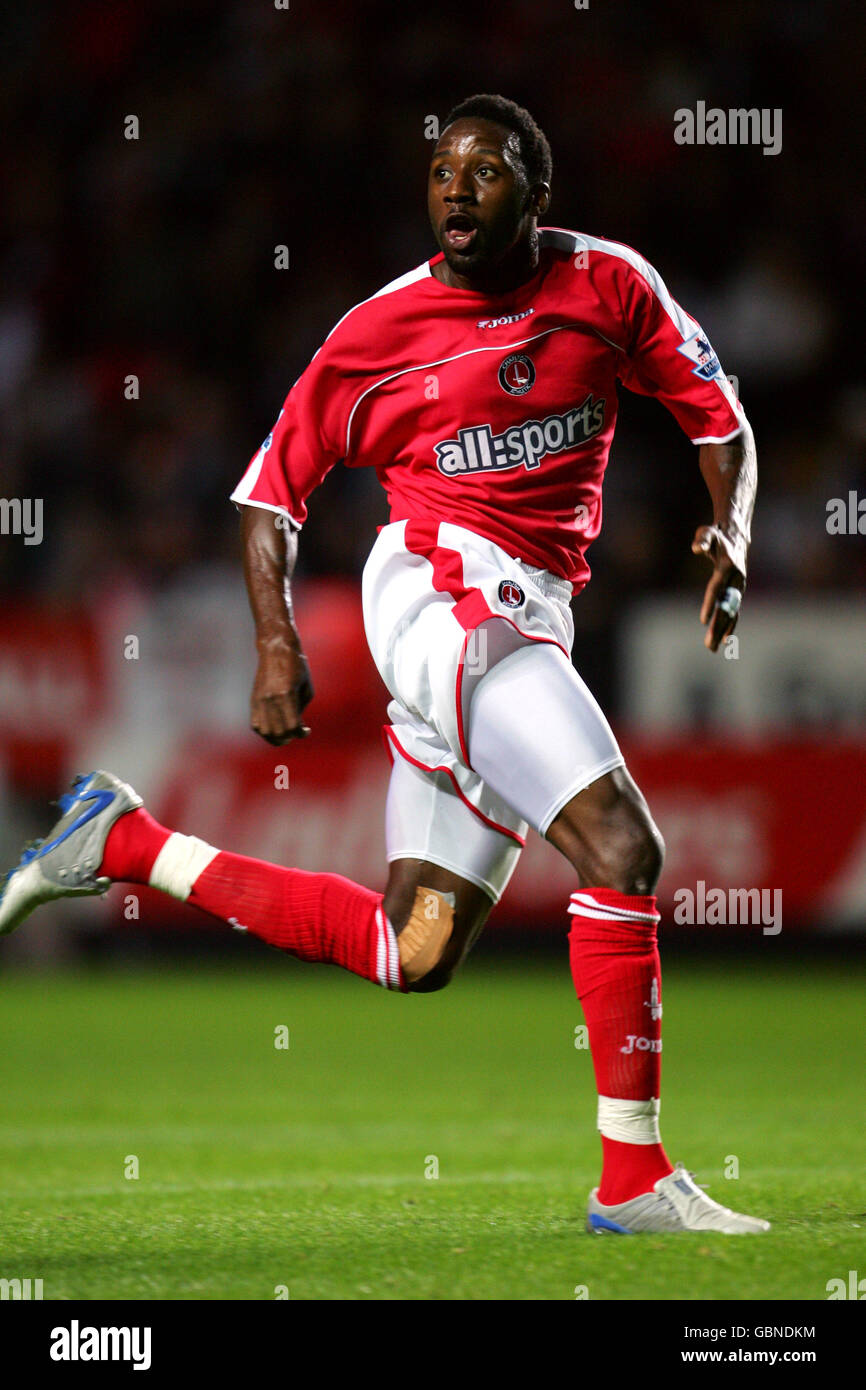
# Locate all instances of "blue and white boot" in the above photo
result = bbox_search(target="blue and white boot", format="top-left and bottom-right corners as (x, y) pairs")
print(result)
(0, 771), (142, 935)
(587, 1163), (770, 1234)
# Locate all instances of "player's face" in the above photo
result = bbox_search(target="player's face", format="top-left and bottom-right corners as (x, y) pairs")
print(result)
(428, 119), (547, 287)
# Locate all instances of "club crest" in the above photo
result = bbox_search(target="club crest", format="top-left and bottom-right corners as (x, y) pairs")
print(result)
(498, 580), (525, 608)
(498, 353), (536, 396)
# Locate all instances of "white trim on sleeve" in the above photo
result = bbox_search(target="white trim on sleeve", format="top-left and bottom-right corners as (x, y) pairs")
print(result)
(690, 424), (746, 445)
(228, 495), (303, 529)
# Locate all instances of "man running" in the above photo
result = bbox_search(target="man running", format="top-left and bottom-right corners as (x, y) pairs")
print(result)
(0, 95), (766, 1235)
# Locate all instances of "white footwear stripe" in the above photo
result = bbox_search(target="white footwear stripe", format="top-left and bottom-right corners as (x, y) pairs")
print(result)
(568, 900), (658, 923)
(570, 890), (659, 919)
(568, 891), (660, 924)
(375, 906), (402, 990)
(384, 913), (402, 989)
(149, 834), (220, 902)
(569, 900), (664, 922)
(381, 907), (391, 988)
(375, 908), (388, 988)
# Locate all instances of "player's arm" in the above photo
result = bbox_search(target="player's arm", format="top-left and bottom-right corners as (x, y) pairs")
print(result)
(232, 305), (367, 738)
(607, 251), (758, 655)
(692, 420), (757, 653)
(241, 504), (314, 745)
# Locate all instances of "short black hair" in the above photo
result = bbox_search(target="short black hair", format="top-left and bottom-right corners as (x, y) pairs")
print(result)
(441, 94), (552, 188)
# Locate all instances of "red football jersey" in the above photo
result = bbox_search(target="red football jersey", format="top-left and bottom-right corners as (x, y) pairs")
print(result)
(231, 228), (745, 592)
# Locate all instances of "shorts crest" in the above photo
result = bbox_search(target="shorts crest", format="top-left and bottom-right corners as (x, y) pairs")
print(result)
(498, 579), (526, 609)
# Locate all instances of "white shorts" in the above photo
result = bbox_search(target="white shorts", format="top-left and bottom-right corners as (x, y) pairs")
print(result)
(363, 520), (624, 901)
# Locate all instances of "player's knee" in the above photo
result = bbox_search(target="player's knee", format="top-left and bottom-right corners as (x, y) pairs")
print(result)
(550, 765), (667, 897)
(629, 819), (664, 894)
(556, 792), (664, 894)
(598, 811), (664, 895)
(383, 884), (456, 992)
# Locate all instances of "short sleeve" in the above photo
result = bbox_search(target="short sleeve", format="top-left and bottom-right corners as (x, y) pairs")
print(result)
(615, 254), (747, 444)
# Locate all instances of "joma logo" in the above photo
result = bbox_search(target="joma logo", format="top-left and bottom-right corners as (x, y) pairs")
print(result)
(620, 1035), (662, 1055)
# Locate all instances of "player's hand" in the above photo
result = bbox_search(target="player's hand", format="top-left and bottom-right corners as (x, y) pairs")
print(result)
(691, 525), (746, 653)
(250, 640), (314, 745)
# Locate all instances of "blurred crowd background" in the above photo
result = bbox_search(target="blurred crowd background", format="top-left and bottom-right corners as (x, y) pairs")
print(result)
(1, 0), (864, 944)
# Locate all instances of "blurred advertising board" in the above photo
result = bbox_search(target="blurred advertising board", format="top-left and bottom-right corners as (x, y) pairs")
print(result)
(619, 598), (865, 735)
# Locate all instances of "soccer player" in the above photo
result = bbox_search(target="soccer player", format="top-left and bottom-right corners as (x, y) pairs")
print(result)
(1, 95), (766, 1234)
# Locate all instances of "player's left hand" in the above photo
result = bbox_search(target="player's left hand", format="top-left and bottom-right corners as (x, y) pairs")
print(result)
(691, 525), (746, 653)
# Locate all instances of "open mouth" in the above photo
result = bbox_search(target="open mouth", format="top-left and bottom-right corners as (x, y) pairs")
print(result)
(443, 213), (478, 252)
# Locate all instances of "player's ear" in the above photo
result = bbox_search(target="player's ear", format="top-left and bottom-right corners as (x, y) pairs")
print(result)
(531, 182), (551, 218)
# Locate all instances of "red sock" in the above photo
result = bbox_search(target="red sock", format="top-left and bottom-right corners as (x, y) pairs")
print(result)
(99, 809), (405, 991)
(568, 887), (673, 1204)
(99, 808), (171, 883)
(189, 854), (404, 990)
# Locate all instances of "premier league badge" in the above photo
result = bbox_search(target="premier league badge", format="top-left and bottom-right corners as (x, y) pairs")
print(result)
(677, 331), (722, 382)
(498, 579), (526, 608)
(498, 353), (536, 395)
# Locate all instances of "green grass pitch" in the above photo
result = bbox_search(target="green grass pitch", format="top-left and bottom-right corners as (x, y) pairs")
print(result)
(0, 953), (862, 1300)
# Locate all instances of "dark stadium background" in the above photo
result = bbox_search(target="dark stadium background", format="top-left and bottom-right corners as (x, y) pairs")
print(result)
(1, 0), (864, 959)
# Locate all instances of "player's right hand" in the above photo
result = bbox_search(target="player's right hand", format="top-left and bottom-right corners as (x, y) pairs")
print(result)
(691, 524), (746, 653)
(250, 642), (314, 745)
